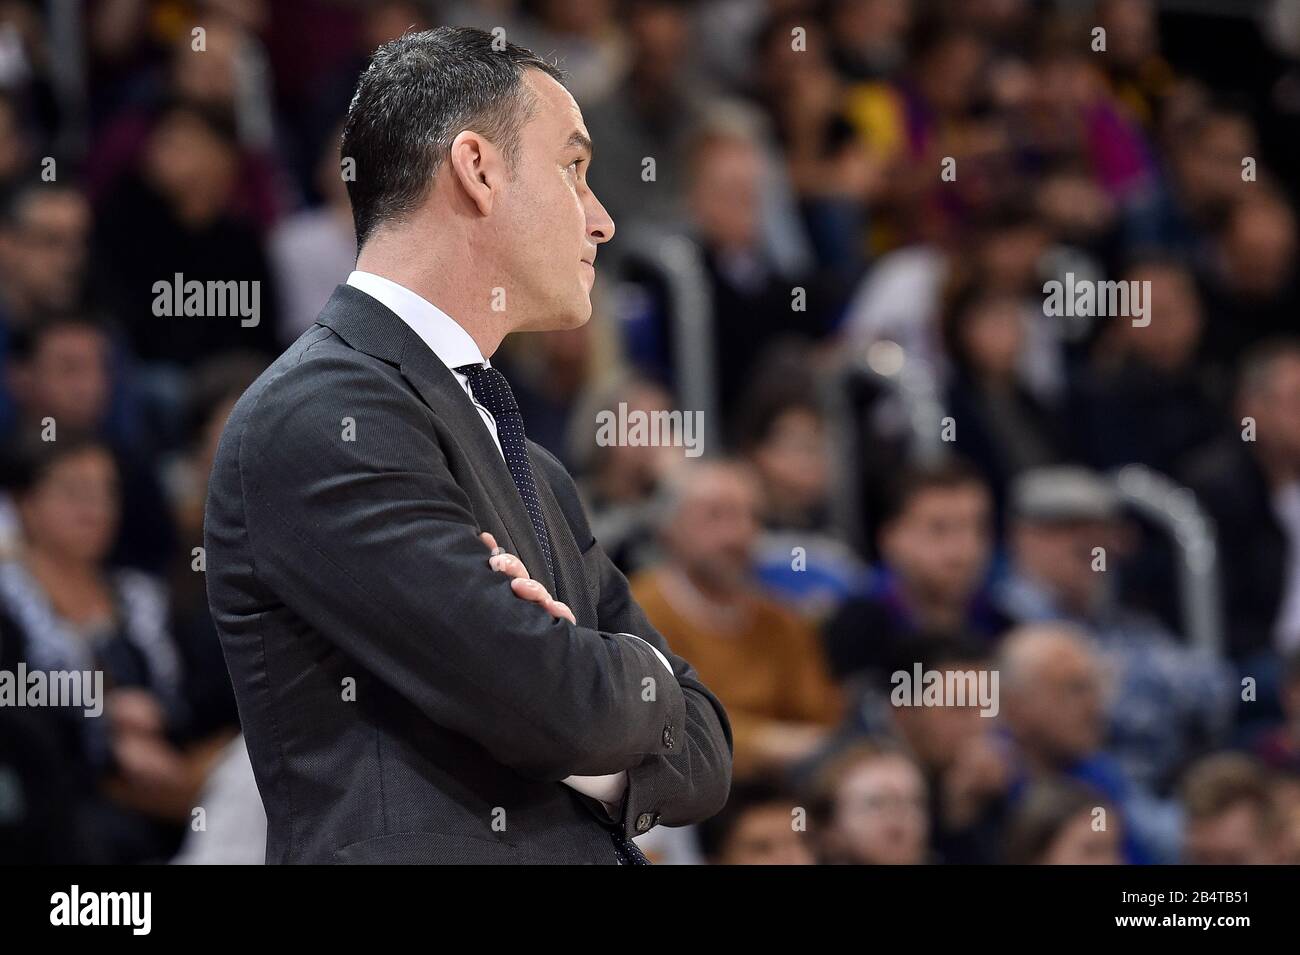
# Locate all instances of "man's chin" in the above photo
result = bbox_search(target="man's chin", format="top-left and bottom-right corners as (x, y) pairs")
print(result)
(526, 299), (592, 332)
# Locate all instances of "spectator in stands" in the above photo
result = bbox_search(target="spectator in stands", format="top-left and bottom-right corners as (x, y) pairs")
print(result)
(1002, 779), (1123, 864)
(998, 623), (1176, 862)
(736, 353), (870, 618)
(631, 459), (843, 779)
(1183, 340), (1300, 664)
(1020, 16), (1159, 210)
(822, 459), (1011, 686)
(697, 778), (817, 865)
(841, 203), (1061, 403)
(681, 123), (829, 435)
(844, 19), (995, 247)
(93, 98), (279, 385)
(507, 0), (625, 106)
(826, 0), (913, 83)
(996, 466), (1234, 792)
(808, 740), (930, 864)
(1180, 752), (1282, 864)
(1068, 255), (1224, 473)
(269, 119), (356, 344)
(1253, 649), (1300, 774)
(1199, 192), (1299, 370)
(940, 281), (1067, 514)
(1155, 104), (1255, 249)
(575, 371), (683, 576)
(0, 181), (105, 445)
(751, 10), (879, 271)
(0, 180), (92, 330)
(85, 14), (286, 232)
(736, 356), (835, 535)
(3, 314), (177, 573)
(845, 634), (1012, 864)
(1095, 0), (1178, 128)
(0, 436), (231, 862)
(581, 0), (710, 237)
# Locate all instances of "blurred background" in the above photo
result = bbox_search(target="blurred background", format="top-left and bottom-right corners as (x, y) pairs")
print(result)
(1, 0), (1299, 865)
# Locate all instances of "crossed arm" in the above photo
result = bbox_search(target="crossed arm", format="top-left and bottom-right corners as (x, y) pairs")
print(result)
(237, 354), (731, 828)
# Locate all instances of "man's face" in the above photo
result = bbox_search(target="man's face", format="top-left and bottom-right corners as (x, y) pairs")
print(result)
(1008, 639), (1105, 764)
(1121, 265), (1202, 371)
(1224, 200), (1296, 297)
(893, 673), (988, 770)
(881, 484), (992, 605)
(1013, 519), (1115, 612)
(21, 326), (111, 433)
(1244, 355), (1300, 466)
(0, 191), (90, 312)
(751, 408), (829, 514)
(831, 756), (929, 865)
(1039, 808), (1123, 864)
(495, 71), (614, 333)
(664, 466), (760, 591)
(690, 138), (762, 254)
(717, 804), (816, 865)
(20, 448), (121, 563)
(1185, 804), (1273, 865)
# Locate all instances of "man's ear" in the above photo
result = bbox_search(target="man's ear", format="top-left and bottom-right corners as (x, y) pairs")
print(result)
(448, 130), (503, 216)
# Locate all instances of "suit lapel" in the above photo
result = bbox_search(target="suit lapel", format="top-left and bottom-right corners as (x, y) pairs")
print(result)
(530, 456), (594, 626)
(314, 285), (556, 594)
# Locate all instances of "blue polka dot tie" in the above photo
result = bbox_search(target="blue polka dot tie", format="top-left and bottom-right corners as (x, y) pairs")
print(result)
(457, 363), (651, 866)
(456, 364), (555, 585)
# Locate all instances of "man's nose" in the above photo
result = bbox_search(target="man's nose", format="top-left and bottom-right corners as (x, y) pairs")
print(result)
(587, 190), (615, 245)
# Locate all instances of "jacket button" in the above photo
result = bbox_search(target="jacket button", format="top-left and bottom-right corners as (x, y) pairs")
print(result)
(662, 725), (674, 749)
(635, 812), (654, 833)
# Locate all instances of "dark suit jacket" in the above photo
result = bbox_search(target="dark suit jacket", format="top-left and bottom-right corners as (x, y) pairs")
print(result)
(204, 284), (733, 863)
(1181, 438), (1289, 662)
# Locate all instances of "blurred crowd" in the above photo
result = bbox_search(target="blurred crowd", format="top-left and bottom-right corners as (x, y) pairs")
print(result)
(1, 0), (1299, 865)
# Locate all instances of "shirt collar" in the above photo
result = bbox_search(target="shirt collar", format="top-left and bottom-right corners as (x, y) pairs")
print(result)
(346, 270), (487, 373)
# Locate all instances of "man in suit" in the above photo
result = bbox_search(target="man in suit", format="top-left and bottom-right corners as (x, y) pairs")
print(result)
(204, 27), (733, 864)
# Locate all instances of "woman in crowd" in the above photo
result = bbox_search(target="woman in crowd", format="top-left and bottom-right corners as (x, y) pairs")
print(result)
(0, 435), (233, 862)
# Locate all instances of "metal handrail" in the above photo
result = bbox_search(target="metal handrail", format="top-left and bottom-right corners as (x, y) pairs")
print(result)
(619, 233), (718, 455)
(1112, 464), (1224, 658)
(820, 340), (945, 550)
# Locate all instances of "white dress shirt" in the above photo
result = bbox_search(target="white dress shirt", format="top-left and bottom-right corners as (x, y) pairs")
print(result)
(346, 270), (502, 452)
(345, 271), (674, 811)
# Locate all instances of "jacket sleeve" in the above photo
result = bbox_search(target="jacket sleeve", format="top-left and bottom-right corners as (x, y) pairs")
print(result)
(597, 543), (734, 835)
(532, 446), (734, 833)
(232, 351), (683, 781)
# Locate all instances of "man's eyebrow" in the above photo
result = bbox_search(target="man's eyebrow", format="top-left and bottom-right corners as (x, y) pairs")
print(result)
(565, 131), (593, 156)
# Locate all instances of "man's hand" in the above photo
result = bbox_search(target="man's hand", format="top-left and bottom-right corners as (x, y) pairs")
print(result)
(479, 531), (576, 625)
